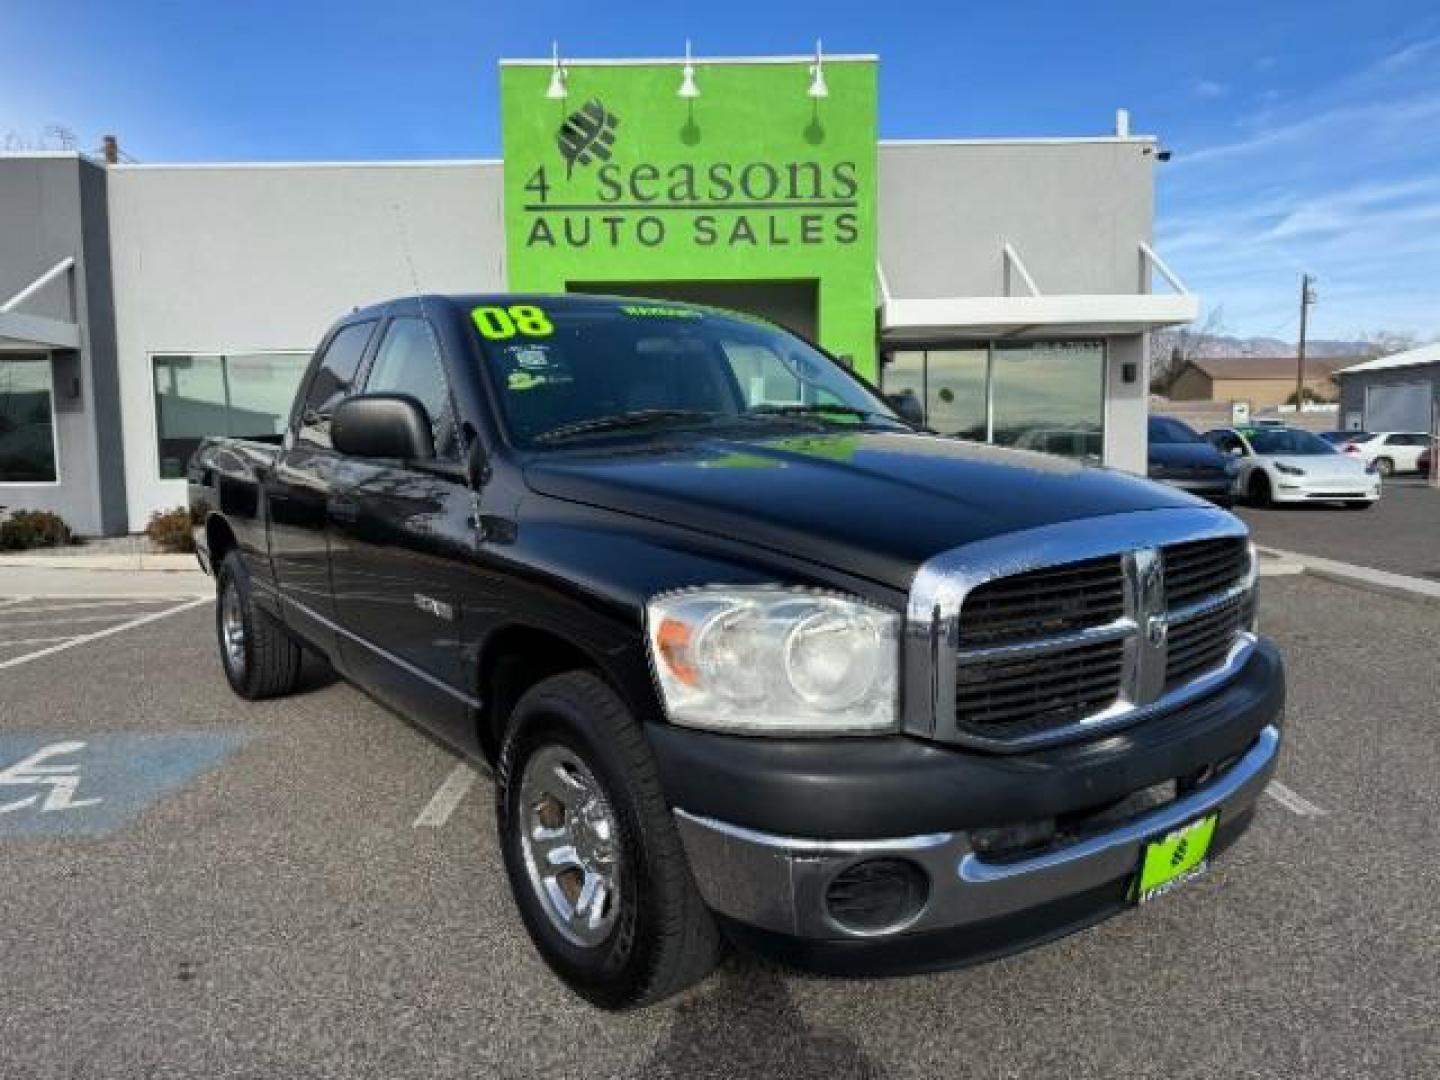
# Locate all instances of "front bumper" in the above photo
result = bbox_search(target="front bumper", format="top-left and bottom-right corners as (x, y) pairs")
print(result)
(1273, 475), (1381, 502)
(659, 638), (1284, 972)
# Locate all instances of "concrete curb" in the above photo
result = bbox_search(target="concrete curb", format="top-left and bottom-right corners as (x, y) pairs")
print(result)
(0, 553), (199, 572)
(1256, 545), (1440, 608)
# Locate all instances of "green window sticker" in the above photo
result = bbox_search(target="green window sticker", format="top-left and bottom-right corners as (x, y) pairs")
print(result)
(472, 304), (555, 340)
(618, 305), (703, 320)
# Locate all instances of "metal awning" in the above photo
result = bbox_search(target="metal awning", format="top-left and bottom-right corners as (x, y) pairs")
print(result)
(879, 242), (1199, 342)
(0, 257), (81, 351)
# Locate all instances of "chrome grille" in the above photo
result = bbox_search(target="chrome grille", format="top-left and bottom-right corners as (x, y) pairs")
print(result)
(1166, 590), (1256, 692)
(957, 555), (1124, 647)
(1163, 537), (1249, 608)
(954, 637), (1126, 736)
(919, 513), (1258, 751)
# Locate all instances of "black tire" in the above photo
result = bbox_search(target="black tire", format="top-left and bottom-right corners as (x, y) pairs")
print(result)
(1247, 471), (1273, 507)
(215, 550), (302, 700)
(1344, 500), (1374, 511)
(1374, 456), (1394, 477)
(496, 670), (722, 1009)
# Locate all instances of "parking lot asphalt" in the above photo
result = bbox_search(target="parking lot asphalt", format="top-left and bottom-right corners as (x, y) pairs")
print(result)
(0, 574), (1437, 1079)
(1236, 476), (1440, 580)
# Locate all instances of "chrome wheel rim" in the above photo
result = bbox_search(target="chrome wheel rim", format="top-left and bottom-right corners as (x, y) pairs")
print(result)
(517, 745), (621, 948)
(220, 579), (246, 676)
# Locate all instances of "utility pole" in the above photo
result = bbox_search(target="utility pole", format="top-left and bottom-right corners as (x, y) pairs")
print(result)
(1295, 274), (1316, 412)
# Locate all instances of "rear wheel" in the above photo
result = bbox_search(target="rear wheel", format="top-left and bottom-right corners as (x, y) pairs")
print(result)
(216, 550), (302, 699)
(496, 671), (722, 1009)
(1373, 456), (1394, 477)
(1247, 471), (1273, 507)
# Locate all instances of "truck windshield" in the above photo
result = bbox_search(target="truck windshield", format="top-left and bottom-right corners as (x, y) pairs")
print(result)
(471, 302), (905, 447)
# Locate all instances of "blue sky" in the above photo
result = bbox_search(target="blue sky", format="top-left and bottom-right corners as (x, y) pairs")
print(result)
(4, 0), (1437, 342)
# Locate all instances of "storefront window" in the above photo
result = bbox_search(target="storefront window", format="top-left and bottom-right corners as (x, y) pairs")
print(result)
(924, 348), (988, 441)
(153, 353), (309, 478)
(0, 356), (58, 483)
(882, 341), (1105, 461)
(991, 342), (1105, 462)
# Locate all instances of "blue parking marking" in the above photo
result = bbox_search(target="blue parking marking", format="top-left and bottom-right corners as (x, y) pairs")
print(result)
(0, 731), (253, 839)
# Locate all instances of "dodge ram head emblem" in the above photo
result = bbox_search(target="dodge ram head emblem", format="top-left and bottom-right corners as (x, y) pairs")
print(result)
(1146, 614), (1169, 647)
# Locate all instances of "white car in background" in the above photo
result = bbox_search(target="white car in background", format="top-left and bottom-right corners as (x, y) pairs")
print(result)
(1333, 432), (1430, 476)
(1203, 426), (1382, 510)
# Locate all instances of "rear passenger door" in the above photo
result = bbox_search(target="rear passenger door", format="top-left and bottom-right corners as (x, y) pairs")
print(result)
(326, 316), (476, 739)
(268, 320), (378, 654)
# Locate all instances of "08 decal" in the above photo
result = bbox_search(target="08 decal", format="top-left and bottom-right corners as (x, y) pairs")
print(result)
(471, 304), (555, 340)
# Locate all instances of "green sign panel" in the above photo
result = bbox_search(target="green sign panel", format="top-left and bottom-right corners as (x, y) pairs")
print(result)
(500, 58), (879, 376)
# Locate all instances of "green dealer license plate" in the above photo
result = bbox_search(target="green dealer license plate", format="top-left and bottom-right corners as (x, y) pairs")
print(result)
(1133, 813), (1218, 904)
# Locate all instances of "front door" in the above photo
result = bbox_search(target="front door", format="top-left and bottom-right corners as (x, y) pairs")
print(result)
(267, 319), (378, 656)
(327, 316), (474, 741)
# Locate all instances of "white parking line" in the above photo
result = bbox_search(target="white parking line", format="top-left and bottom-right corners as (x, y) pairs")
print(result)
(0, 598), (185, 615)
(1265, 780), (1328, 817)
(413, 763), (478, 828)
(0, 598), (210, 672)
(0, 636), (79, 648)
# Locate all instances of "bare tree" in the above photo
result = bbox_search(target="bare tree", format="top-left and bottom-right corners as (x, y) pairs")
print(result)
(1356, 329), (1421, 359)
(1151, 306), (1229, 394)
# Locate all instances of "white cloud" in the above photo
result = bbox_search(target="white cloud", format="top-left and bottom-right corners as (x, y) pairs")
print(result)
(1157, 31), (1440, 342)
(1191, 80), (1229, 100)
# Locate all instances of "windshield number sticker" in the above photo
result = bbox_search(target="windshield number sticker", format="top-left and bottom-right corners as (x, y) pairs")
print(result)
(472, 305), (554, 340)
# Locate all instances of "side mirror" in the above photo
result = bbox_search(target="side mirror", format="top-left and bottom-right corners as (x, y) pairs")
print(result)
(332, 394), (435, 461)
(1229, 446), (1244, 457)
(886, 391), (925, 428)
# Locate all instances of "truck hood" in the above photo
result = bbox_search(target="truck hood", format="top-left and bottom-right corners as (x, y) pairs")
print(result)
(523, 431), (1201, 590)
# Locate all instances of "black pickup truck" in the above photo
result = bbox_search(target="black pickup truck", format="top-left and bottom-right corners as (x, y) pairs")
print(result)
(190, 294), (1284, 1009)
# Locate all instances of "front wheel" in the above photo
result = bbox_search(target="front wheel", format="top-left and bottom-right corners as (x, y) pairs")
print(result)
(215, 550), (302, 699)
(496, 671), (722, 1009)
(1247, 471), (1273, 507)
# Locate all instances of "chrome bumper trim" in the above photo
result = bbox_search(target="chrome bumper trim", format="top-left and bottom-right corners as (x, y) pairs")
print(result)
(674, 724), (1279, 940)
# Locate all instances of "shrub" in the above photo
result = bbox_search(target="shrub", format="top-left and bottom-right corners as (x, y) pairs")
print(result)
(0, 510), (76, 551)
(146, 506), (203, 554)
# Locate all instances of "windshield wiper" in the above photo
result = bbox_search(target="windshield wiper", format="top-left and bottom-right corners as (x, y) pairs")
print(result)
(745, 403), (897, 424)
(532, 408), (720, 444)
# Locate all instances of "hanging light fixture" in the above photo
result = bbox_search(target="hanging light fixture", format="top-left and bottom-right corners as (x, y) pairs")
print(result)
(545, 41), (568, 100)
(807, 38), (829, 99)
(678, 40), (700, 98)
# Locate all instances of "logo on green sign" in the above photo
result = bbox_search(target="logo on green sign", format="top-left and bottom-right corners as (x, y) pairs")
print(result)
(557, 99), (621, 177)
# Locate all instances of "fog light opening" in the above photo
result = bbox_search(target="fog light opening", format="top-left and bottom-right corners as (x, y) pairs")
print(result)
(824, 858), (929, 936)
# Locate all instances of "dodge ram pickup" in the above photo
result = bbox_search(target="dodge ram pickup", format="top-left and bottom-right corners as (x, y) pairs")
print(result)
(190, 294), (1285, 1009)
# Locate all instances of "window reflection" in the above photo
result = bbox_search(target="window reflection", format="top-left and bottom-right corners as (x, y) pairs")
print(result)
(154, 353), (309, 478)
(882, 341), (1105, 461)
(992, 342), (1105, 463)
(0, 356), (58, 483)
(925, 348), (987, 441)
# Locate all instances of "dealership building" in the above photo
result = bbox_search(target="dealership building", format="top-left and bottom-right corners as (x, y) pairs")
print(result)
(0, 53), (1197, 536)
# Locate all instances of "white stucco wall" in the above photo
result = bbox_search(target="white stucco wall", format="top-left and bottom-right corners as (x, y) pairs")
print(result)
(106, 161), (506, 526)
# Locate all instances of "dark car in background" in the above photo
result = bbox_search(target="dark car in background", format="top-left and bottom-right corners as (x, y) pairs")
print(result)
(1318, 430), (1371, 446)
(1148, 415), (1235, 506)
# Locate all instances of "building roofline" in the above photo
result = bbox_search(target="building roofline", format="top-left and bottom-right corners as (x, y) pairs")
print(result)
(879, 136), (1157, 147)
(109, 158), (502, 171)
(501, 54), (877, 67)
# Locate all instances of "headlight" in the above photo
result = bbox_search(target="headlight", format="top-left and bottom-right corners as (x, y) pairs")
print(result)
(1274, 462), (1305, 476)
(646, 587), (899, 735)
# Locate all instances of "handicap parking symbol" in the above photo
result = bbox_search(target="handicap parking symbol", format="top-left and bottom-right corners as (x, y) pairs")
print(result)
(0, 732), (253, 839)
